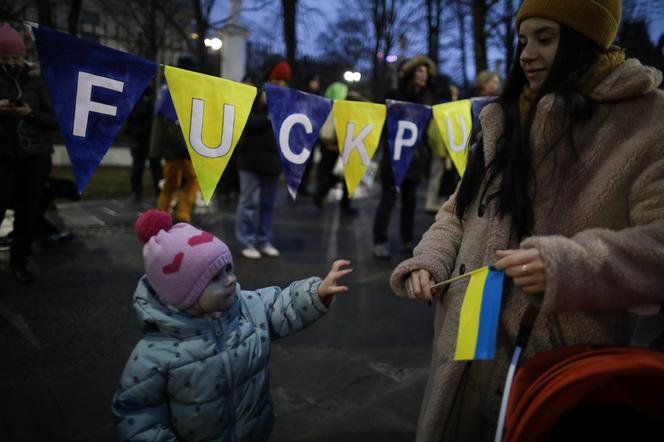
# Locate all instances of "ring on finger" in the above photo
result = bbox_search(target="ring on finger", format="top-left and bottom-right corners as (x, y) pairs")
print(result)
(521, 264), (528, 274)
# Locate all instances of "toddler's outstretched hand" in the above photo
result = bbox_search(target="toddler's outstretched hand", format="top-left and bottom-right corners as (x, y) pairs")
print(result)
(318, 259), (353, 305)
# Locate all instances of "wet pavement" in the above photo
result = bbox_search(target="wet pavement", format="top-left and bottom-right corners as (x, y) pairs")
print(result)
(0, 187), (437, 441)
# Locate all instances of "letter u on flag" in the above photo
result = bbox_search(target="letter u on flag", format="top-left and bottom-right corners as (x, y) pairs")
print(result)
(265, 83), (332, 200)
(432, 99), (472, 176)
(164, 66), (257, 203)
(454, 266), (505, 361)
(386, 100), (432, 190)
(33, 25), (157, 193)
(333, 100), (386, 197)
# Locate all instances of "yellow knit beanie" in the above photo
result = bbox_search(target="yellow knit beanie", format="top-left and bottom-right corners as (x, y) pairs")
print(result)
(516, 0), (621, 50)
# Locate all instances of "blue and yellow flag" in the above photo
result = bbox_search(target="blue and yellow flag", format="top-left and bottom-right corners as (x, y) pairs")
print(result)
(431, 99), (472, 176)
(332, 100), (386, 197)
(164, 66), (256, 203)
(454, 266), (505, 361)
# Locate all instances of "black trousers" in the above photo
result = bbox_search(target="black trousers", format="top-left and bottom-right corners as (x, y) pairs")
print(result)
(373, 173), (419, 245)
(0, 155), (52, 268)
(130, 142), (162, 198)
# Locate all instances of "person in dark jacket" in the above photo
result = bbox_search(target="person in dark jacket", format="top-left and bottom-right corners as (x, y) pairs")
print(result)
(126, 85), (162, 202)
(153, 82), (199, 223)
(0, 23), (58, 283)
(372, 55), (436, 259)
(234, 57), (290, 259)
(113, 209), (352, 441)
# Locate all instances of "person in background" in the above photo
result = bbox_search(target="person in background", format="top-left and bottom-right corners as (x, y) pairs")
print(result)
(372, 55), (436, 259)
(390, 0), (664, 440)
(475, 70), (502, 97)
(234, 57), (290, 259)
(0, 23), (58, 283)
(113, 209), (353, 440)
(126, 85), (162, 203)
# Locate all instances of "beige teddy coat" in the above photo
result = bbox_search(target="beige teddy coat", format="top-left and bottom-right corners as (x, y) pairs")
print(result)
(391, 59), (664, 442)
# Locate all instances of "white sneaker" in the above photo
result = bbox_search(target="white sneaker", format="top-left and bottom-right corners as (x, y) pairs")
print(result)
(241, 247), (261, 259)
(259, 244), (280, 258)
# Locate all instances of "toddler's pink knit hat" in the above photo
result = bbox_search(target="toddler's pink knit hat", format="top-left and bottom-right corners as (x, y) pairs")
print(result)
(0, 24), (26, 57)
(135, 210), (233, 309)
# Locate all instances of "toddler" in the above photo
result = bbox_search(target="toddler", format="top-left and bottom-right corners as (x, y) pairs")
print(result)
(112, 210), (352, 441)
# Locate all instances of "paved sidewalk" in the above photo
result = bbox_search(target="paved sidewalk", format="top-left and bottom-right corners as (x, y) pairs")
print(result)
(0, 189), (436, 441)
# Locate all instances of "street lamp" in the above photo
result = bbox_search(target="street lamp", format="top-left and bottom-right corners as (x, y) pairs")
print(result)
(343, 71), (361, 82)
(204, 37), (223, 50)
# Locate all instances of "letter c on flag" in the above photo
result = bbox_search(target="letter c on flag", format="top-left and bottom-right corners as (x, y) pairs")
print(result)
(394, 120), (418, 160)
(279, 113), (312, 165)
(73, 72), (124, 138)
(189, 99), (235, 158)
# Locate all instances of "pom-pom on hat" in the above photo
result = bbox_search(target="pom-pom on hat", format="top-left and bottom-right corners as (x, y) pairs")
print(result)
(135, 210), (233, 309)
(0, 23), (26, 57)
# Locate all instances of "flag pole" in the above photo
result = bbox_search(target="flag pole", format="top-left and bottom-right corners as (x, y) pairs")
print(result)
(431, 267), (485, 290)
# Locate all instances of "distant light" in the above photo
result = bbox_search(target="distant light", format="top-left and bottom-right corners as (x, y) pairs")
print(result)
(204, 37), (222, 50)
(386, 55), (398, 63)
(344, 71), (361, 82)
(210, 38), (222, 50)
(376, 51), (383, 59)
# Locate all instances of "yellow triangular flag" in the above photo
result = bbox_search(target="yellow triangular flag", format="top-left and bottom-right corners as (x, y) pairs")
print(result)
(432, 99), (472, 176)
(164, 66), (257, 203)
(332, 100), (386, 197)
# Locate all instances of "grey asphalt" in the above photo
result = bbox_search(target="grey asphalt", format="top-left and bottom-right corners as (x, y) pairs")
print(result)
(0, 187), (436, 442)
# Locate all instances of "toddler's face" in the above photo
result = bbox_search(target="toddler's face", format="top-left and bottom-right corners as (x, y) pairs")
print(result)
(197, 263), (237, 313)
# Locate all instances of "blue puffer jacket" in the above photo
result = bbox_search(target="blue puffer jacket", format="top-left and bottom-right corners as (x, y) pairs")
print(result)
(112, 275), (327, 441)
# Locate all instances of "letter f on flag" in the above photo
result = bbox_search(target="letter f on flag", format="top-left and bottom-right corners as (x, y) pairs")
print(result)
(32, 25), (157, 193)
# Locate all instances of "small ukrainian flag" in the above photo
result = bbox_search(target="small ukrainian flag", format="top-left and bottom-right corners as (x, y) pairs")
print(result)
(454, 266), (505, 361)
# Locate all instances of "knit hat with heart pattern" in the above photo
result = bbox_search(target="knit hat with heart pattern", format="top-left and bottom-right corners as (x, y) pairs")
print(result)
(135, 210), (233, 309)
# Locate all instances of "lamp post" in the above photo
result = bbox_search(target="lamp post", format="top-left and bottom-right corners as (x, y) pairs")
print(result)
(343, 71), (362, 82)
(204, 37), (223, 76)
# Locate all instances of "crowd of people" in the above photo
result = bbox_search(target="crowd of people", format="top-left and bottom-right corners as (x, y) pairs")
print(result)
(2, 0), (664, 438)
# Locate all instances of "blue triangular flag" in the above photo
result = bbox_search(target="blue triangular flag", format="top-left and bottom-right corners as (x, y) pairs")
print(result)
(386, 100), (432, 190)
(33, 25), (157, 193)
(265, 83), (332, 200)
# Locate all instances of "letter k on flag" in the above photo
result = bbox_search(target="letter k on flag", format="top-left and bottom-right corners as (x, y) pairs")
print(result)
(33, 25), (157, 193)
(164, 66), (257, 204)
(333, 100), (386, 197)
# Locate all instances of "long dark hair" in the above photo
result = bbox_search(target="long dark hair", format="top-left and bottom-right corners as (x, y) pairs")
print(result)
(455, 24), (604, 238)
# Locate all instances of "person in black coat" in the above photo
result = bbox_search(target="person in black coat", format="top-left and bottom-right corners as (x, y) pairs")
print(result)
(0, 23), (58, 283)
(233, 57), (291, 259)
(372, 55), (436, 259)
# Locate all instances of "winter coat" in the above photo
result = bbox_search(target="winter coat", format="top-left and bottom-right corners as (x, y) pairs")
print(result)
(151, 87), (189, 160)
(0, 67), (57, 158)
(112, 275), (328, 441)
(390, 59), (664, 442)
(235, 95), (282, 177)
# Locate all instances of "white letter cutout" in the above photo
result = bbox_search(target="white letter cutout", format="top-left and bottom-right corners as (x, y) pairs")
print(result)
(279, 113), (312, 165)
(73, 72), (124, 137)
(445, 114), (469, 153)
(341, 122), (372, 166)
(189, 99), (235, 158)
(393, 120), (418, 160)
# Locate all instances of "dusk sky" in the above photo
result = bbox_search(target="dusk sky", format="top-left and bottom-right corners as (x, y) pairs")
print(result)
(213, 1), (664, 81)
